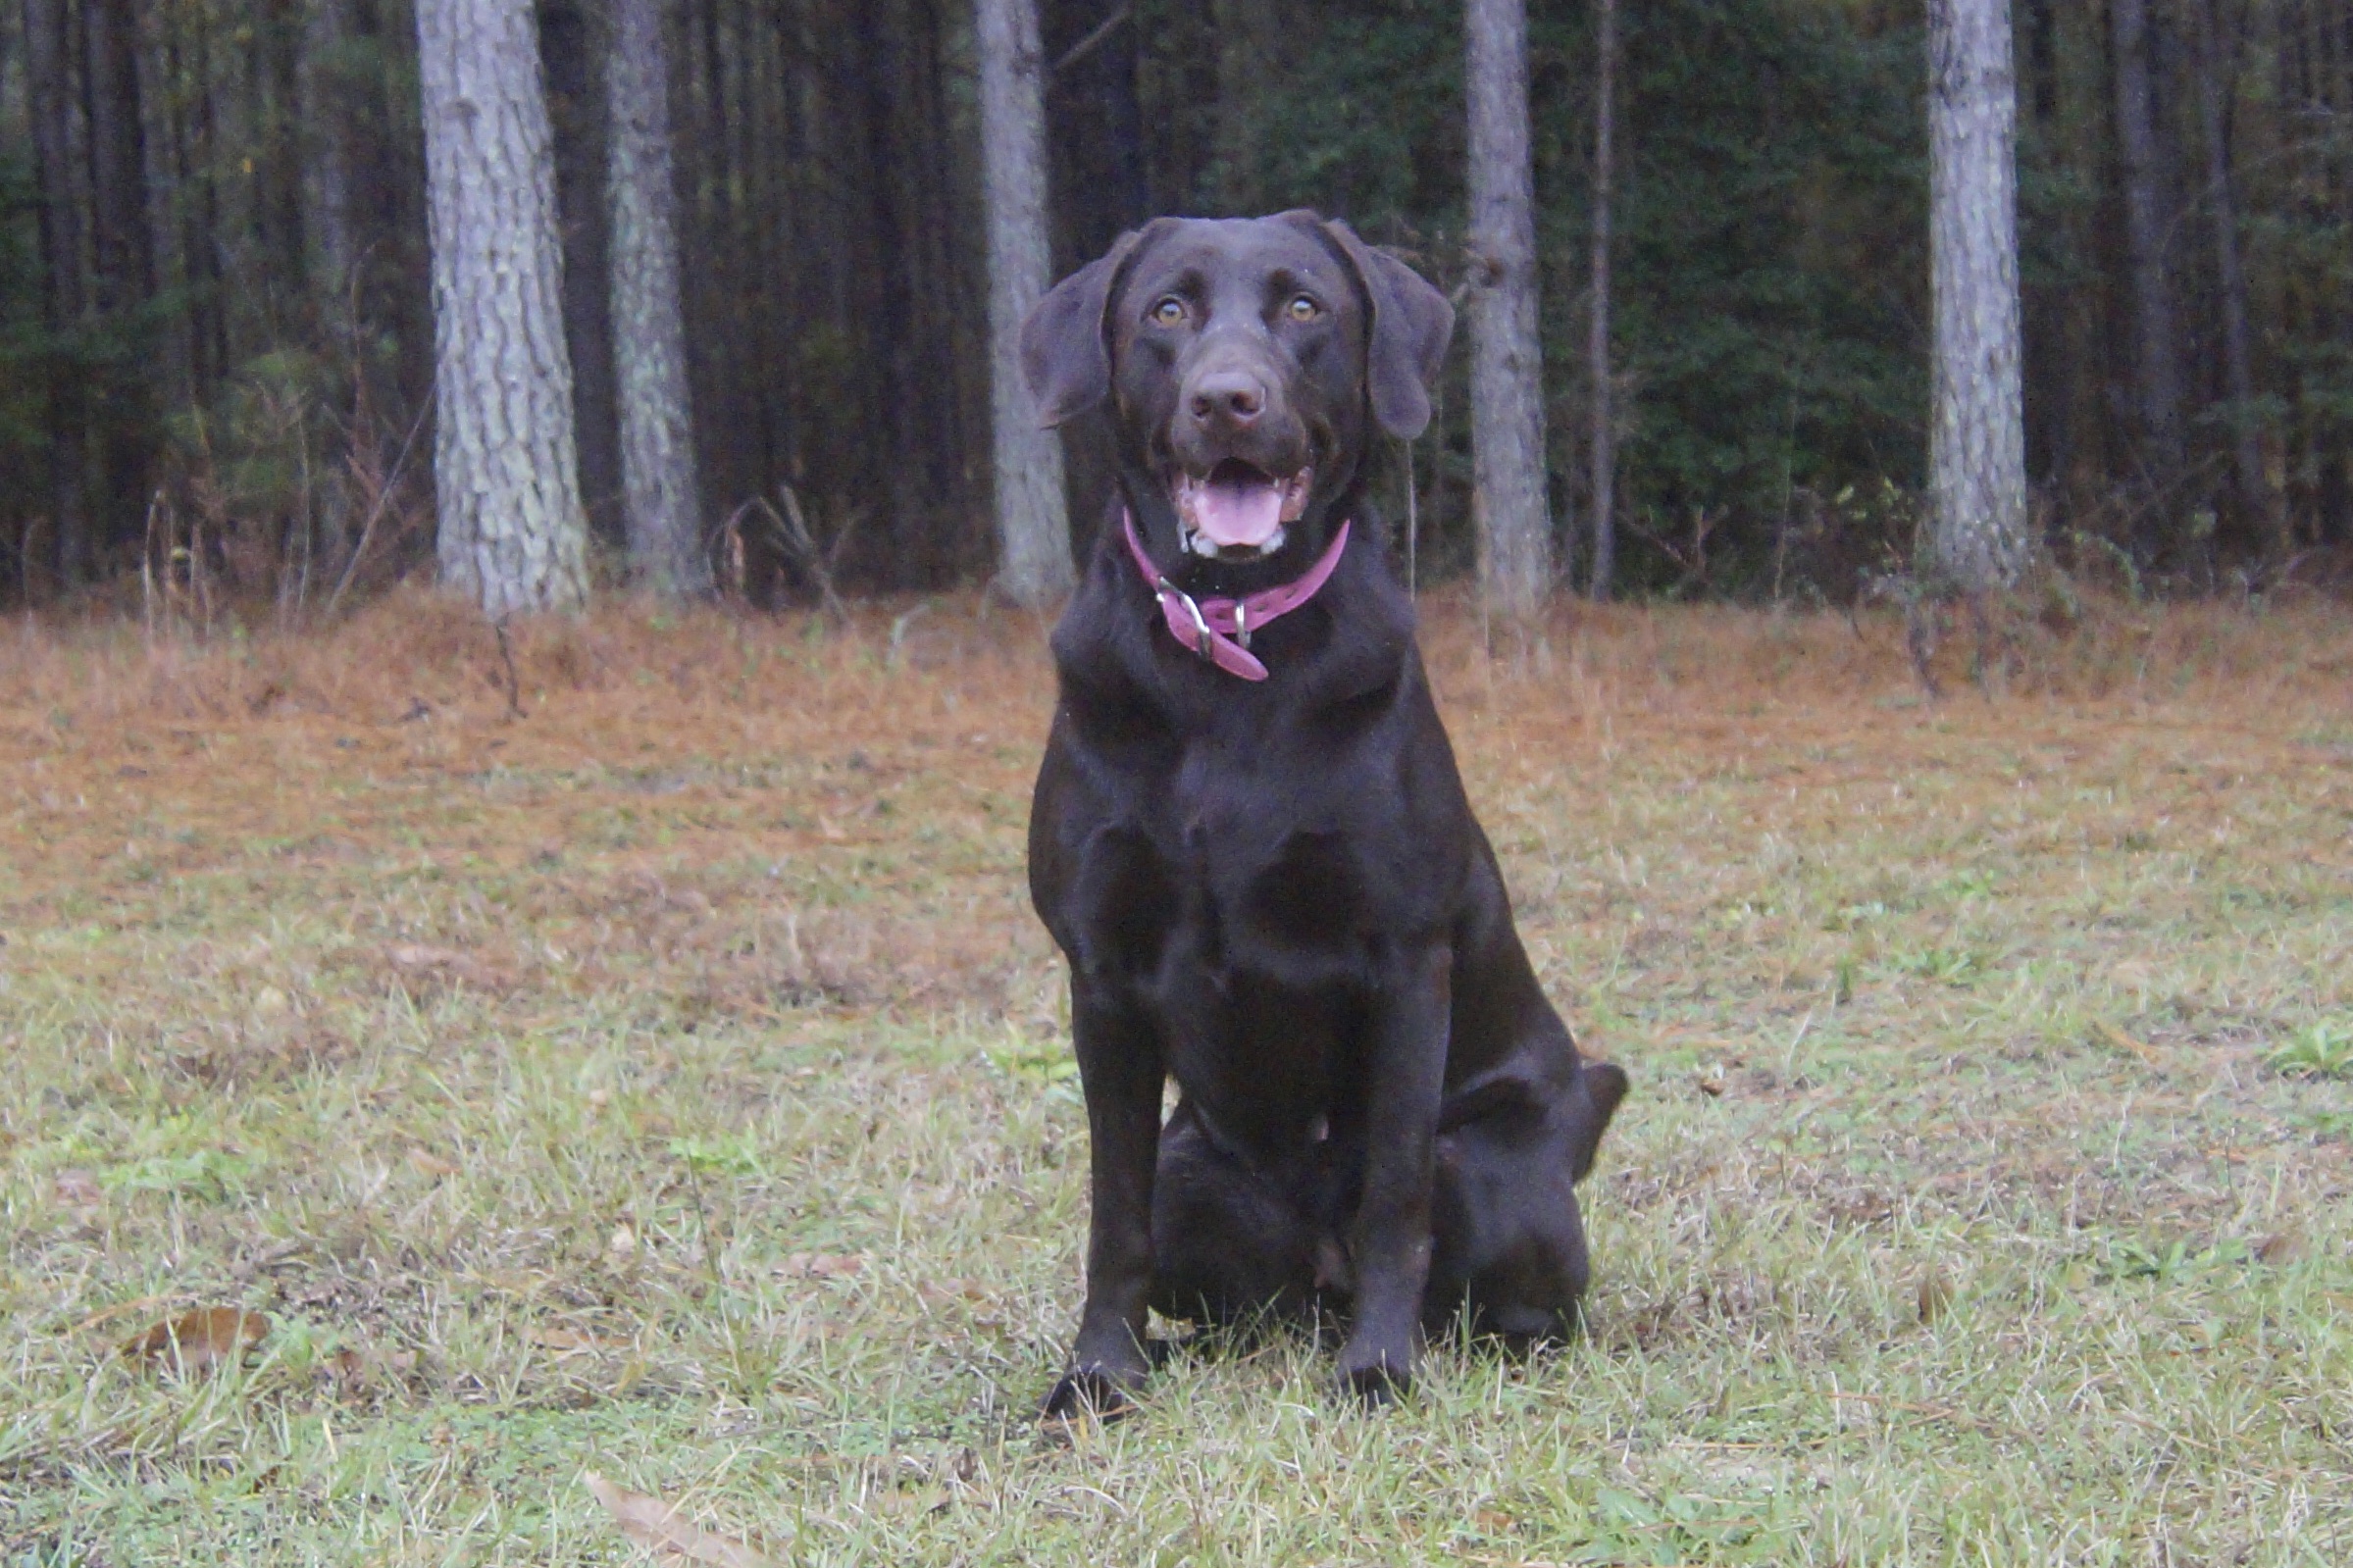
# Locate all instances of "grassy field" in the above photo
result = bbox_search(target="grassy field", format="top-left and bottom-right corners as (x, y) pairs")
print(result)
(3, 587), (2351, 1566)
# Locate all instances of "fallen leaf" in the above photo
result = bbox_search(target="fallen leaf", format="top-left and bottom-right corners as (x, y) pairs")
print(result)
(121, 1307), (270, 1374)
(2253, 1230), (2304, 1265)
(2096, 1022), (2162, 1065)
(584, 1471), (772, 1567)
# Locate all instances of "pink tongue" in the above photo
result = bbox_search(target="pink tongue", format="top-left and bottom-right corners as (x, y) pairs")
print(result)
(1194, 475), (1285, 548)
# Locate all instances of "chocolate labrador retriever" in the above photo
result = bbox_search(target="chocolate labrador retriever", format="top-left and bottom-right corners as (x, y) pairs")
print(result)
(1020, 211), (1627, 1410)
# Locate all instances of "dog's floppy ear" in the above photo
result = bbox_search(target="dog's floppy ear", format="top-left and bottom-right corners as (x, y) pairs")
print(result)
(1584, 1060), (1628, 1129)
(1315, 217), (1455, 439)
(1569, 1060), (1628, 1181)
(1020, 226), (1154, 429)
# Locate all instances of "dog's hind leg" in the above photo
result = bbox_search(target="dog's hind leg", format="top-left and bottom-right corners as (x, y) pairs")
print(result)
(1149, 1102), (1319, 1329)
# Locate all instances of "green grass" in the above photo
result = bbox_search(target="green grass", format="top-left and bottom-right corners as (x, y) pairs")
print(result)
(4, 599), (2351, 1564)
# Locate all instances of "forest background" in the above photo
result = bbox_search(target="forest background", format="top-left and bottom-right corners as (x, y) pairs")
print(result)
(4, 0), (2351, 613)
(7, 4), (2353, 1559)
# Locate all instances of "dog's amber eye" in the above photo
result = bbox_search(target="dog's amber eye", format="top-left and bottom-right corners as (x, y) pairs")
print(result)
(1287, 294), (1320, 321)
(1151, 296), (1186, 327)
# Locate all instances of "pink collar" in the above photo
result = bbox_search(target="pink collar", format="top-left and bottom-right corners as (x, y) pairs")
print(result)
(1122, 510), (1350, 682)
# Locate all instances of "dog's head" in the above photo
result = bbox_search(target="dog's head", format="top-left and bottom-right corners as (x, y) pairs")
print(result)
(1022, 212), (1452, 577)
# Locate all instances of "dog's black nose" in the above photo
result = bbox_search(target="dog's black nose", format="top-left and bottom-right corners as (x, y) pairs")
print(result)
(1190, 372), (1265, 426)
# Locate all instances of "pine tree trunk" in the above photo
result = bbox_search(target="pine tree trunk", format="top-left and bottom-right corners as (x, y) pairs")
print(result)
(2190, 0), (2275, 548)
(83, 0), (155, 318)
(2019, 0), (2073, 498)
(1465, 0), (1553, 622)
(417, 0), (590, 613)
(1927, 0), (2029, 590)
(183, 12), (231, 403)
(606, 0), (708, 595)
(84, 0), (156, 564)
(978, 0), (1072, 607)
(543, 0), (624, 535)
(299, 0), (356, 329)
(2111, 0), (2188, 554)
(1585, 0), (1619, 603)
(22, 0), (89, 587)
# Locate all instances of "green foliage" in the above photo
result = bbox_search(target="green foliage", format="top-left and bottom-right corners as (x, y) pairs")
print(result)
(0, 148), (60, 577)
(2265, 1021), (2353, 1082)
(7, 0), (2350, 601)
(1139, 0), (1928, 596)
(1601, 0), (1925, 591)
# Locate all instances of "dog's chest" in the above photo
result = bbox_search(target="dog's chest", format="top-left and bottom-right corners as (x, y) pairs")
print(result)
(1090, 740), (1388, 991)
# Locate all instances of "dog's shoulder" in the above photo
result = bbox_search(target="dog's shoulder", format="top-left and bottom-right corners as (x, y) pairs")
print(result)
(1048, 542), (1172, 728)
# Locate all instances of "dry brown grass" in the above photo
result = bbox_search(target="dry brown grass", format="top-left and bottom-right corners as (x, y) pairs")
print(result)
(9, 582), (2346, 916)
(4, 586), (2351, 1565)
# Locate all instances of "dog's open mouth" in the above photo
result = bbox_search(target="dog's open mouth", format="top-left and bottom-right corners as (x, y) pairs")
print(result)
(1172, 461), (1312, 559)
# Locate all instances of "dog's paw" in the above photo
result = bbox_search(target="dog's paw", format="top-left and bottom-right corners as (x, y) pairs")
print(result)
(1333, 1353), (1412, 1407)
(1040, 1366), (1144, 1423)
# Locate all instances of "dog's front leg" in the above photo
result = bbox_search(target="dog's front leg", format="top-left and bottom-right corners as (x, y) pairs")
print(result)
(1338, 942), (1452, 1401)
(1044, 980), (1162, 1417)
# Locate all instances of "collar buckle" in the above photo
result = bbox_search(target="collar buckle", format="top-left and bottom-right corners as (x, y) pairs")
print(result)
(1157, 578), (1216, 662)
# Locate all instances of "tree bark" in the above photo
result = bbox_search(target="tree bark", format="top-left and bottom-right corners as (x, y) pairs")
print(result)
(83, 0), (154, 317)
(2110, 0), (2188, 552)
(22, 0), (90, 586)
(1465, 0), (1553, 621)
(83, 0), (157, 565)
(255, 0), (310, 319)
(2190, 0), (2275, 548)
(606, 0), (707, 595)
(848, 6), (934, 580)
(1928, 0), (2029, 590)
(1046, 0), (1148, 264)
(542, 0), (624, 537)
(416, 0), (590, 613)
(2018, 0), (2073, 499)
(299, 0), (356, 330)
(1585, 0), (1619, 602)
(978, 0), (1072, 607)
